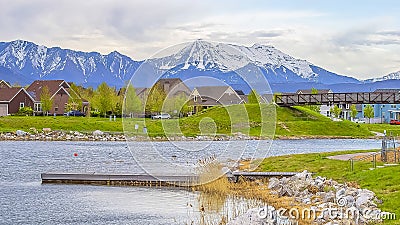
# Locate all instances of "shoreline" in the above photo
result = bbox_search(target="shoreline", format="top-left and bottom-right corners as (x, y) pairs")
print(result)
(0, 130), (381, 142)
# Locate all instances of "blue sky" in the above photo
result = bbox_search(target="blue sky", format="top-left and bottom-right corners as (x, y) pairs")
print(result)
(1, 0), (399, 79)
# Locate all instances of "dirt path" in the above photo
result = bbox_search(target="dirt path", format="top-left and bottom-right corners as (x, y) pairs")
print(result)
(327, 152), (375, 161)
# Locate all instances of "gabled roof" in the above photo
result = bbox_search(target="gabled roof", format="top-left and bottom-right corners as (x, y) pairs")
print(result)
(0, 80), (12, 89)
(26, 80), (71, 101)
(192, 86), (231, 100)
(191, 86), (244, 106)
(0, 87), (35, 102)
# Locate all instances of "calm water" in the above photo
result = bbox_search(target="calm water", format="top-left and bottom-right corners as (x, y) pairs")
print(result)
(0, 139), (381, 224)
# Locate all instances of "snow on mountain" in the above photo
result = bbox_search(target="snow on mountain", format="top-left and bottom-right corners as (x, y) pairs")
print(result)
(0, 39), (368, 92)
(0, 40), (140, 87)
(148, 40), (360, 89)
(366, 70), (400, 82)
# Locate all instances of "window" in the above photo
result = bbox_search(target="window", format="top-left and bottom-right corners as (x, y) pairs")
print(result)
(34, 103), (42, 112)
(345, 104), (350, 110)
(19, 102), (24, 109)
(194, 96), (198, 102)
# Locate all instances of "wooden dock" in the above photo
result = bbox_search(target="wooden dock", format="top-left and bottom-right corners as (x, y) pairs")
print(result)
(231, 171), (299, 182)
(41, 173), (199, 187)
(41, 171), (300, 187)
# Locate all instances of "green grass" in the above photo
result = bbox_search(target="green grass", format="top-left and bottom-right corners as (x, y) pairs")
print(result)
(361, 123), (400, 136)
(0, 105), (376, 137)
(0, 116), (124, 133)
(257, 150), (400, 224)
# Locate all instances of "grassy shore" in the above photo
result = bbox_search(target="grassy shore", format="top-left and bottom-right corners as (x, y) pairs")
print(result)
(256, 150), (400, 224)
(2, 105), (400, 138)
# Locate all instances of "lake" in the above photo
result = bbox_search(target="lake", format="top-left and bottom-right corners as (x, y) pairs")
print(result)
(0, 139), (381, 224)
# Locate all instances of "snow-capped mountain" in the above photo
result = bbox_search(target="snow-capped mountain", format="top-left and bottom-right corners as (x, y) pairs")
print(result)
(147, 40), (360, 92)
(365, 70), (400, 82)
(0, 40), (140, 87)
(1, 39), (394, 93)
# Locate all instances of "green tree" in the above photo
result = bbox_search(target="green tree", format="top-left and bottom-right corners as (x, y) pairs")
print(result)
(330, 105), (342, 118)
(248, 89), (261, 104)
(364, 104), (374, 123)
(350, 104), (358, 120)
(93, 82), (115, 117)
(66, 83), (83, 112)
(145, 83), (166, 114)
(163, 93), (190, 117)
(40, 85), (53, 116)
(123, 84), (142, 117)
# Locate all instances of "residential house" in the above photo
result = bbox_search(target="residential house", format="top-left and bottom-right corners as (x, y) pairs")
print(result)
(135, 78), (192, 101)
(26, 80), (89, 115)
(295, 89), (336, 117)
(0, 87), (35, 116)
(360, 89), (400, 123)
(189, 86), (244, 113)
(294, 89), (357, 119)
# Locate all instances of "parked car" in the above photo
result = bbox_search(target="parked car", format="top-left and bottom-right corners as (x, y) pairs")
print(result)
(151, 113), (171, 119)
(390, 120), (400, 125)
(64, 110), (85, 117)
(353, 119), (365, 124)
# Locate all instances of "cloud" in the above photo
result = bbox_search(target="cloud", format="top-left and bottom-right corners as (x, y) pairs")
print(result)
(0, 0), (399, 79)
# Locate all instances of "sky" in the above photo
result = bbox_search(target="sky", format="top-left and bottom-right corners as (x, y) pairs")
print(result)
(1, 0), (400, 79)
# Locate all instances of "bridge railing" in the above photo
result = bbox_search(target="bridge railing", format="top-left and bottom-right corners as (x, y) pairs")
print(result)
(275, 92), (400, 106)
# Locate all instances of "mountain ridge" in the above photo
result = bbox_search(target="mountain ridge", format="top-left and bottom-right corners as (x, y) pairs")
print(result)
(0, 39), (398, 93)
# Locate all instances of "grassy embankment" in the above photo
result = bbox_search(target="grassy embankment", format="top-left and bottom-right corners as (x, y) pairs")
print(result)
(1, 104), (399, 137)
(256, 150), (400, 224)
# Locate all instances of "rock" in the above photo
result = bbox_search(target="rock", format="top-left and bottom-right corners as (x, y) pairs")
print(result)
(16, 130), (27, 136)
(323, 191), (335, 203)
(42, 128), (51, 133)
(92, 130), (104, 136)
(294, 170), (312, 181)
(268, 178), (281, 190)
(336, 188), (346, 199)
(356, 193), (372, 208)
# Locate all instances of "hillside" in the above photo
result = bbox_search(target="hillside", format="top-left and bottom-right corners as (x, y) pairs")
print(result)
(0, 105), (373, 138)
(146, 105), (372, 138)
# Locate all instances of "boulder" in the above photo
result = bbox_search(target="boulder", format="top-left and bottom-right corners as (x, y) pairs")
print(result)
(16, 130), (27, 136)
(42, 128), (52, 133)
(93, 130), (104, 136)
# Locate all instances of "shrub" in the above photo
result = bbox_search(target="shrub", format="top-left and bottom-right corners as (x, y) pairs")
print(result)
(90, 110), (101, 117)
(15, 106), (33, 116)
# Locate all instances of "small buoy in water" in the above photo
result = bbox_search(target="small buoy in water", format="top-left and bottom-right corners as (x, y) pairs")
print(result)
(73, 153), (78, 157)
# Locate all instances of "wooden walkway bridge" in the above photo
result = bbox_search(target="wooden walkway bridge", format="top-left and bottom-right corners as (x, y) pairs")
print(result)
(275, 92), (400, 106)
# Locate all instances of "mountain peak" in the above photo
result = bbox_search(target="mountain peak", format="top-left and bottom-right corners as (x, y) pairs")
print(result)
(0, 40), (140, 87)
(367, 70), (400, 82)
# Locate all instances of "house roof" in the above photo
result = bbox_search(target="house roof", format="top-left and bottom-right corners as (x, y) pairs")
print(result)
(374, 89), (400, 93)
(26, 80), (71, 101)
(135, 87), (148, 96)
(0, 87), (34, 102)
(296, 89), (332, 94)
(0, 80), (12, 89)
(235, 90), (245, 95)
(193, 86), (231, 100)
(191, 86), (244, 106)
(0, 88), (20, 101)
